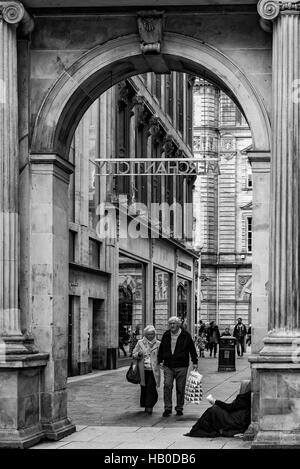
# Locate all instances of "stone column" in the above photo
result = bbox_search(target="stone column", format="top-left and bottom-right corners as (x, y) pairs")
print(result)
(0, 2), (50, 449)
(0, 1), (34, 354)
(29, 153), (76, 440)
(248, 153), (270, 354)
(0, 1), (31, 352)
(249, 0), (300, 448)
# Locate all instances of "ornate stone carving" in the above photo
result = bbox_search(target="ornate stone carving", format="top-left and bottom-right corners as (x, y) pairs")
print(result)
(137, 10), (164, 54)
(175, 148), (184, 159)
(149, 116), (163, 145)
(219, 136), (236, 160)
(0, 1), (24, 23)
(117, 81), (135, 110)
(0, 1), (34, 34)
(220, 152), (236, 161)
(257, 0), (281, 20)
(258, 0), (300, 21)
(193, 135), (217, 153)
(238, 275), (252, 298)
(163, 134), (177, 157)
(221, 136), (236, 151)
(133, 95), (150, 126)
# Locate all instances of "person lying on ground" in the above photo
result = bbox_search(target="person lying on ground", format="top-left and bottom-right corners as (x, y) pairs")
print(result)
(184, 381), (251, 438)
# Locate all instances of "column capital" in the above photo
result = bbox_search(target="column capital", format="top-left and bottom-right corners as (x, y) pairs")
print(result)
(0, 1), (34, 34)
(258, 0), (300, 21)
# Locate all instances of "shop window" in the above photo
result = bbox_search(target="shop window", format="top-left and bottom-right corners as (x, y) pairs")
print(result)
(153, 269), (171, 340)
(118, 255), (144, 361)
(177, 280), (187, 321)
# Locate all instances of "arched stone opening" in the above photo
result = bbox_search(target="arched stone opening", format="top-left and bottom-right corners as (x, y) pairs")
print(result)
(31, 33), (271, 158)
(27, 32), (270, 444)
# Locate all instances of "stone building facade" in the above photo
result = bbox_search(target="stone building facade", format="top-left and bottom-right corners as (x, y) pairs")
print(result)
(193, 80), (252, 332)
(67, 72), (197, 375)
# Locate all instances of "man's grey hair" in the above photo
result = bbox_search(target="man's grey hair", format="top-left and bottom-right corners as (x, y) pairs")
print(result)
(144, 325), (156, 334)
(168, 316), (181, 325)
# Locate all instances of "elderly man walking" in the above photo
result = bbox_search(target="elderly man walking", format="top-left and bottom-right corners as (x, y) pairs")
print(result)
(158, 316), (198, 417)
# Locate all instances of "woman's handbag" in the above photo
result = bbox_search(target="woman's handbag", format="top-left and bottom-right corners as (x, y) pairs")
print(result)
(126, 360), (140, 384)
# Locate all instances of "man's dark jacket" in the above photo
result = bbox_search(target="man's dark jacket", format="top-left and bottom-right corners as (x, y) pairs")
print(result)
(158, 329), (198, 368)
(233, 323), (247, 340)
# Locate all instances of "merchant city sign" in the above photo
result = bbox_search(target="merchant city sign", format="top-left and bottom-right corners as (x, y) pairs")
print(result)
(94, 158), (220, 176)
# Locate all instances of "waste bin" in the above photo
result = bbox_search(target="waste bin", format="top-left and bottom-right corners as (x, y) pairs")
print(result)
(218, 336), (236, 372)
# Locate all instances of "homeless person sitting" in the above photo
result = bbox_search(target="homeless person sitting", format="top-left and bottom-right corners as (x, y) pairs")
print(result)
(184, 380), (251, 438)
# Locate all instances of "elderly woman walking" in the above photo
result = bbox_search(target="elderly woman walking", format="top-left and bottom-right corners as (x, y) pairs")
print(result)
(132, 325), (161, 414)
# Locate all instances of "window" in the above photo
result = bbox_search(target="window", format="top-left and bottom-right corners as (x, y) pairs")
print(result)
(118, 255), (145, 360)
(155, 74), (161, 103)
(247, 162), (253, 189)
(88, 100), (101, 230)
(153, 269), (171, 340)
(69, 231), (76, 262)
(247, 217), (252, 253)
(165, 73), (174, 120)
(176, 73), (184, 134)
(245, 161), (253, 189)
(89, 238), (101, 269)
(68, 139), (76, 222)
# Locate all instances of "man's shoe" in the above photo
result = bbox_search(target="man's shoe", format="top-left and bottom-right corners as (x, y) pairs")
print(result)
(162, 409), (172, 417)
(176, 410), (183, 416)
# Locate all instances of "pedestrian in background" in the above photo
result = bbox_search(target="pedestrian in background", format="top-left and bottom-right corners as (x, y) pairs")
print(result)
(196, 332), (207, 358)
(246, 324), (252, 347)
(198, 320), (206, 335)
(204, 322), (210, 352)
(207, 321), (220, 358)
(233, 318), (247, 357)
(158, 316), (198, 417)
(221, 327), (231, 337)
(129, 324), (141, 357)
(132, 325), (161, 415)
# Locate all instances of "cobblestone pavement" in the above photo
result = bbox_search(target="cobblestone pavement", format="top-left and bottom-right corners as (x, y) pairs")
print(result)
(33, 354), (252, 449)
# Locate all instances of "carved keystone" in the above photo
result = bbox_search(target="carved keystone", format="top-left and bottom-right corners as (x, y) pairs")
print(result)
(137, 10), (164, 54)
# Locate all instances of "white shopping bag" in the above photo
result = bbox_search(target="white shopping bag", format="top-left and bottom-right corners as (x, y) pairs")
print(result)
(184, 370), (203, 404)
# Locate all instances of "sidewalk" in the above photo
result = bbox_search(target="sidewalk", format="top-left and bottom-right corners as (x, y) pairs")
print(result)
(32, 355), (251, 449)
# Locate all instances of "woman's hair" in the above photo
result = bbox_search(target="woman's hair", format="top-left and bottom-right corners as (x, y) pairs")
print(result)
(143, 325), (156, 335)
(168, 316), (181, 324)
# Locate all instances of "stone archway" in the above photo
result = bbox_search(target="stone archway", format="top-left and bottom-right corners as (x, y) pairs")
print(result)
(31, 33), (271, 158)
(26, 32), (270, 445)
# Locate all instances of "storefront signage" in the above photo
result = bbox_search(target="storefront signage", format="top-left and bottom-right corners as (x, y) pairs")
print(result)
(94, 158), (220, 176)
(178, 261), (192, 271)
